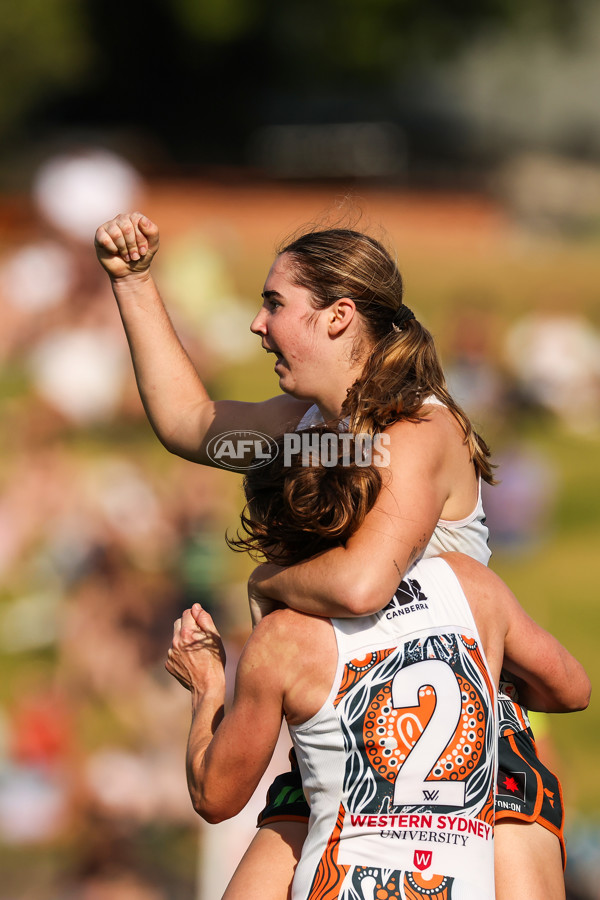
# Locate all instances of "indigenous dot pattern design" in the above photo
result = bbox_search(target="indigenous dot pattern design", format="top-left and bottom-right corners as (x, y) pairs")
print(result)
(353, 867), (452, 900)
(337, 632), (494, 817)
(305, 627), (495, 900)
(335, 649), (395, 708)
(363, 673), (486, 785)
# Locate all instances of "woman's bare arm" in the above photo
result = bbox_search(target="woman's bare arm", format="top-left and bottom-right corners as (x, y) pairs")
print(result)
(501, 600), (591, 713)
(249, 414), (461, 618)
(95, 213), (309, 462)
(166, 604), (289, 824)
(444, 553), (591, 714)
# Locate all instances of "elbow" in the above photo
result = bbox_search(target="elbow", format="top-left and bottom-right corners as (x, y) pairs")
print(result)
(334, 575), (389, 616)
(562, 660), (592, 712)
(190, 791), (238, 824)
(308, 547), (401, 617)
(195, 804), (228, 825)
(571, 672), (592, 712)
(188, 772), (244, 823)
(158, 431), (203, 464)
(553, 668), (592, 714)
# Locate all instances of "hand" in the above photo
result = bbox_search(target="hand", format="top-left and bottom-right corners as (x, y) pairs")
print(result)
(94, 211), (159, 280)
(248, 563), (286, 629)
(166, 604), (226, 693)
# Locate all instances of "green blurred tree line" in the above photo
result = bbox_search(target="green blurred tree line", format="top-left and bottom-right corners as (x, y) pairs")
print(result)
(0, 0), (586, 170)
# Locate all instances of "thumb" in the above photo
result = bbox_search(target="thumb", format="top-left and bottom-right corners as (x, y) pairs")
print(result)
(138, 215), (159, 240)
(191, 603), (217, 632)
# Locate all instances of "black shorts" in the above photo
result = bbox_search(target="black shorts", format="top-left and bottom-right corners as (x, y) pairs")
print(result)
(258, 728), (566, 867)
(257, 749), (309, 826)
(496, 727), (565, 866)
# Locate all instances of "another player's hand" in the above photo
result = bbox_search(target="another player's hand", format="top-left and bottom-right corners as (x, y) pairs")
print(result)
(95, 211), (159, 279)
(166, 604), (226, 693)
(248, 564), (286, 629)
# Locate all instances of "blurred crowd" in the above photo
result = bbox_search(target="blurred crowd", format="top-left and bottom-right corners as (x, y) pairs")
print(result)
(0, 147), (599, 898)
(0, 147), (259, 899)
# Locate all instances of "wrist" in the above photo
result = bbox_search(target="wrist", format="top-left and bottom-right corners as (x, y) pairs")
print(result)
(110, 269), (155, 293)
(190, 672), (226, 709)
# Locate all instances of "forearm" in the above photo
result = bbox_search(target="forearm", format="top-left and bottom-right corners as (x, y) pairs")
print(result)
(186, 682), (228, 822)
(504, 645), (591, 714)
(182, 617), (286, 823)
(512, 680), (588, 715)
(253, 540), (417, 618)
(111, 272), (214, 459)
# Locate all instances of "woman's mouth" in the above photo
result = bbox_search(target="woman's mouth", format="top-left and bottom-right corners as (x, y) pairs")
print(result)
(265, 346), (286, 371)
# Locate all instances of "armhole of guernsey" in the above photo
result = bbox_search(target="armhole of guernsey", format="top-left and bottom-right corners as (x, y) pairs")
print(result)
(421, 396), (485, 531)
(290, 617), (346, 735)
(437, 477), (483, 528)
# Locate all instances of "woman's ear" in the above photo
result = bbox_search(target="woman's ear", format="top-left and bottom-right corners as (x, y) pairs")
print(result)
(328, 298), (356, 336)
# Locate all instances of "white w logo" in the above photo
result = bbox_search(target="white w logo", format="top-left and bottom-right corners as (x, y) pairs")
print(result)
(413, 850), (433, 871)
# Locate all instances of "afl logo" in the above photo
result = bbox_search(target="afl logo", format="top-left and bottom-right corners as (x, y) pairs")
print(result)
(206, 431), (279, 471)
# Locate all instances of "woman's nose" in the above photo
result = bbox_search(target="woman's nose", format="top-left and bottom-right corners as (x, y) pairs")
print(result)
(250, 308), (267, 335)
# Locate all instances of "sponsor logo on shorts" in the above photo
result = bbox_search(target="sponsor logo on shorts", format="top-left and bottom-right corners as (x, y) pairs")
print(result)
(496, 769), (526, 801)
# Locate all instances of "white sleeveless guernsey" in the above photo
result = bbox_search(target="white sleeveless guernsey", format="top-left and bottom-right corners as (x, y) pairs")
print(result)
(290, 557), (497, 900)
(296, 404), (491, 566)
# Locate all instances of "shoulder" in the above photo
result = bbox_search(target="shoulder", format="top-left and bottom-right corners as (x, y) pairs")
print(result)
(253, 395), (314, 433)
(437, 551), (488, 580)
(438, 552), (514, 625)
(236, 609), (336, 722)
(417, 403), (467, 444)
(438, 552), (501, 597)
(382, 406), (476, 509)
(247, 608), (332, 660)
(385, 403), (464, 447)
(296, 403), (323, 430)
(380, 408), (463, 479)
(251, 606), (305, 643)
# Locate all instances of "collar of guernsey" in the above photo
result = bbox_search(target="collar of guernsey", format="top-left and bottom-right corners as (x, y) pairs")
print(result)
(296, 401), (491, 566)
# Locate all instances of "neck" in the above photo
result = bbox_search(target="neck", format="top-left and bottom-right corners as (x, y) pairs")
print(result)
(313, 368), (362, 423)
(309, 340), (369, 423)
(316, 401), (343, 423)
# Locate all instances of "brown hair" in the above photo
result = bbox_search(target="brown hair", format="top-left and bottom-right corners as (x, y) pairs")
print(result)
(227, 427), (383, 566)
(279, 229), (495, 484)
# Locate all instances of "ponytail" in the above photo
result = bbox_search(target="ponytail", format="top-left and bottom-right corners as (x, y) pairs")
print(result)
(343, 320), (496, 485)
